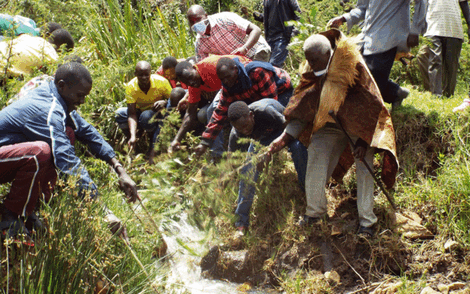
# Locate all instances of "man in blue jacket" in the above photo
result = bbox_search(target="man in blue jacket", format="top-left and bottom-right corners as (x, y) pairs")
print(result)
(0, 62), (138, 242)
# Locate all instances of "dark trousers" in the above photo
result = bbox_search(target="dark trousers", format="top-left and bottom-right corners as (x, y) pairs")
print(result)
(428, 36), (463, 97)
(0, 141), (57, 217)
(362, 47), (400, 104)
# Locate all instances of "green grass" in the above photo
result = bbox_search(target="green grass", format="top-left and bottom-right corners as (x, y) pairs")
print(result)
(2, 0), (470, 292)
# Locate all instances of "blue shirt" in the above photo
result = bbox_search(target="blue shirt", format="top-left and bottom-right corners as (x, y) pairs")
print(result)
(0, 81), (116, 197)
(343, 0), (427, 55)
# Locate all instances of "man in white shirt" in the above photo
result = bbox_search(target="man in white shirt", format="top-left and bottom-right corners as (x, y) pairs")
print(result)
(327, 0), (427, 110)
(423, 0), (470, 97)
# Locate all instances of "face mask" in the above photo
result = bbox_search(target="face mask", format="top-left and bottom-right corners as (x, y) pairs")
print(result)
(313, 51), (333, 77)
(191, 20), (208, 35)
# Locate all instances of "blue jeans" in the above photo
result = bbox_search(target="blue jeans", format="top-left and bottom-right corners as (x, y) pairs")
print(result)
(115, 107), (162, 149)
(206, 91), (225, 158)
(234, 130), (308, 228)
(362, 47), (400, 104)
(269, 38), (290, 68)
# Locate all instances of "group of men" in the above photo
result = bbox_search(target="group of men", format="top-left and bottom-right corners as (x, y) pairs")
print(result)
(1, 0), (469, 246)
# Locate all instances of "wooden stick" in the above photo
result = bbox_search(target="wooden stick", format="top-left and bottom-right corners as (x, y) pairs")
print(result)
(328, 111), (397, 210)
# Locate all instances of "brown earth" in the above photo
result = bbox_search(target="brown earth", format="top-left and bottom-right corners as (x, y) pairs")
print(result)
(201, 187), (470, 293)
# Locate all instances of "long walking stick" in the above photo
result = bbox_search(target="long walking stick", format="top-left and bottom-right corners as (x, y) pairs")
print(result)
(328, 111), (397, 210)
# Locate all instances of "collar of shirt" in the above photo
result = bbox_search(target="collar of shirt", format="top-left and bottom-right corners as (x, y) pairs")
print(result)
(48, 80), (68, 113)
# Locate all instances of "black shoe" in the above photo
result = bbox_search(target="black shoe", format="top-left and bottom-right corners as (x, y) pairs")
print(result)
(298, 215), (324, 227)
(391, 87), (410, 111)
(1, 207), (34, 246)
(357, 225), (374, 239)
(25, 212), (44, 233)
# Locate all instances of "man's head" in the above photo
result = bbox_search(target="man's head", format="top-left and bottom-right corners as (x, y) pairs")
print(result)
(303, 34), (333, 76)
(216, 57), (238, 88)
(228, 101), (254, 136)
(41, 22), (62, 38)
(162, 56), (178, 80)
(187, 5), (208, 27)
(54, 62), (92, 111)
(170, 87), (187, 108)
(48, 29), (74, 51)
(175, 61), (203, 88)
(135, 61), (152, 89)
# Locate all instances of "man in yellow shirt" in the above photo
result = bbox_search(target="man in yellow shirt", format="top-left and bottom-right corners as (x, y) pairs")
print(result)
(115, 61), (172, 162)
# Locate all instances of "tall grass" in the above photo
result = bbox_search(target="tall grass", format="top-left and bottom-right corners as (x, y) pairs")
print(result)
(85, 0), (192, 66)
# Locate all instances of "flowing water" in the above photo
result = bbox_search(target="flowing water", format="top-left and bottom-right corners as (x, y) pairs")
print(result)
(161, 212), (243, 294)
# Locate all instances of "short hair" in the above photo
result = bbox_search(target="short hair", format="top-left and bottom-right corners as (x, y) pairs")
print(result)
(54, 62), (92, 87)
(58, 55), (83, 69)
(42, 22), (62, 37)
(228, 101), (250, 122)
(63, 55), (83, 64)
(162, 56), (178, 69)
(216, 57), (236, 76)
(175, 61), (193, 80)
(170, 87), (186, 107)
(49, 29), (74, 51)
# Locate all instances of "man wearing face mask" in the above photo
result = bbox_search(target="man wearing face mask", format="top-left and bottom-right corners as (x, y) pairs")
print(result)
(187, 5), (271, 62)
(268, 30), (398, 238)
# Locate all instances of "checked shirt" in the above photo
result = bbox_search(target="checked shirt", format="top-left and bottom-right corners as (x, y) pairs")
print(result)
(201, 66), (291, 143)
(195, 12), (270, 62)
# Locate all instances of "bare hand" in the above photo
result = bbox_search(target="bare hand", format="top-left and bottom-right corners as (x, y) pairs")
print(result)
(353, 139), (368, 161)
(168, 140), (181, 154)
(256, 152), (271, 172)
(407, 34), (419, 48)
(194, 144), (209, 157)
(327, 16), (345, 28)
(128, 136), (137, 149)
(268, 133), (289, 155)
(177, 97), (188, 112)
(118, 173), (139, 203)
(153, 100), (167, 112)
(230, 46), (248, 56)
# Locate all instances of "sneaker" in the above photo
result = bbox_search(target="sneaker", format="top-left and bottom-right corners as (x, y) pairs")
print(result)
(453, 99), (470, 112)
(391, 87), (410, 111)
(357, 225), (374, 239)
(297, 215), (324, 227)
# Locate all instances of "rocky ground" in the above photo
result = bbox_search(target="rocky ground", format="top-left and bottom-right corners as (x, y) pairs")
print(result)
(200, 187), (470, 293)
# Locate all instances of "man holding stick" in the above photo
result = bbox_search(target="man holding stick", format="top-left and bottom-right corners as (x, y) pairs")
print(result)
(268, 30), (398, 238)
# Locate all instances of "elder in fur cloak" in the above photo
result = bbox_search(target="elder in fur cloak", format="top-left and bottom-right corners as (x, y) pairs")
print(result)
(268, 29), (398, 234)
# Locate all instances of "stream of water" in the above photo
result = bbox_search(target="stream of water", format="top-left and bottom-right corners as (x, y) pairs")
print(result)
(161, 212), (244, 294)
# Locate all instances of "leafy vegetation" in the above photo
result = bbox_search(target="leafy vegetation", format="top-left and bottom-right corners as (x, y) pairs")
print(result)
(2, 0), (470, 293)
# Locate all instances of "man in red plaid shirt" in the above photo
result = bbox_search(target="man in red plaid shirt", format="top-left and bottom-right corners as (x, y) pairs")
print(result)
(194, 57), (293, 156)
(169, 54), (251, 154)
(187, 5), (271, 62)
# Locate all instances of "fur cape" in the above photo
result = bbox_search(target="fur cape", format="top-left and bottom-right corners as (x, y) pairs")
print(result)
(284, 29), (398, 188)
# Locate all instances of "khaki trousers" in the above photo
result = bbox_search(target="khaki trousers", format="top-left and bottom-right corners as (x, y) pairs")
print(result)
(305, 124), (377, 227)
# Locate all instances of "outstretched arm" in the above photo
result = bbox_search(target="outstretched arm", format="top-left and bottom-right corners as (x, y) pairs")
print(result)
(108, 157), (138, 203)
(169, 102), (199, 153)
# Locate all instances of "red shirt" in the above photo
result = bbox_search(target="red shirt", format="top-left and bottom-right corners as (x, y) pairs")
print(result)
(156, 67), (188, 89)
(187, 54), (251, 104)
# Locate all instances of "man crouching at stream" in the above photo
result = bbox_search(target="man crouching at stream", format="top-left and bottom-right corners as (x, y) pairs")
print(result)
(0, 62), (138, 245)
(268, 29), (399, 238)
